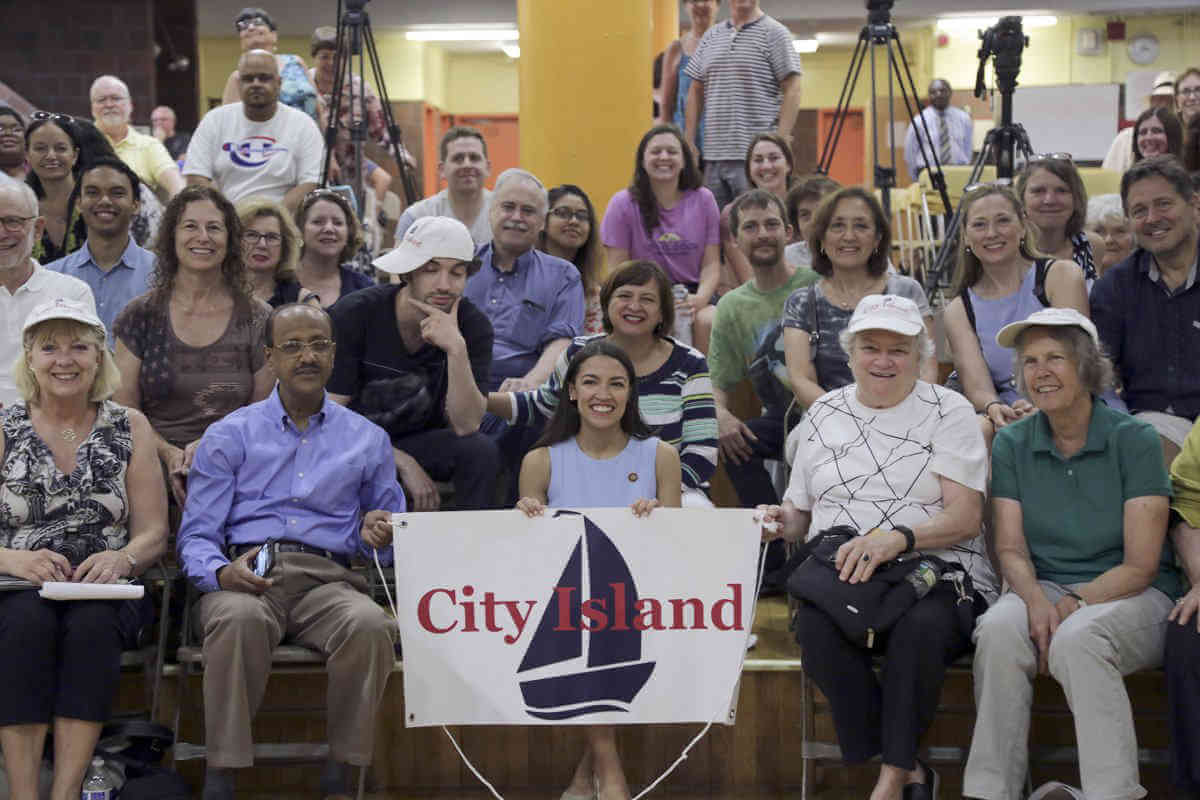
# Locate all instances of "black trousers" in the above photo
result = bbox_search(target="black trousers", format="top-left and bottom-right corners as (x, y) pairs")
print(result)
(1167, 619), (1200, 795)
(0, 590), (124, 725)
(721, 414), (786, 508)
(393, 427), (501, 510)
(794, 582), (972, 770)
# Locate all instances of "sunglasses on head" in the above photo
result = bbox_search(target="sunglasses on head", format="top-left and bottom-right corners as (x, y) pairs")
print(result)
(29, 111), (73, 128)
(1027, 152), (1074, 165)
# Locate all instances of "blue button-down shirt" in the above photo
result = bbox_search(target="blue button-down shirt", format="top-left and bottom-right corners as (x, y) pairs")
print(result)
(1091, 245), (1200, 420)
(45, 236), (155, 345)
(177, 388), (405, 592)
(464, 245), (584, 389)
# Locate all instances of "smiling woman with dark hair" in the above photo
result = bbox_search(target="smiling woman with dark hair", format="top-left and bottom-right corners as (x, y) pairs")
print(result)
(112, 185), (273, 506)
(541, 184), (602, 334)
(220, 6), (319, 122)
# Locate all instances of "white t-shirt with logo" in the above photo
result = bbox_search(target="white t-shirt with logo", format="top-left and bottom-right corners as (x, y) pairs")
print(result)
(183, 103), (323, 205)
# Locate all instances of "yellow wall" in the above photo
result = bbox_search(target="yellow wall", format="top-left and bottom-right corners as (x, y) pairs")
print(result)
(796, 33), (933, 111)
(444, 52), (519, 114)
(932, 11), (1200, 94)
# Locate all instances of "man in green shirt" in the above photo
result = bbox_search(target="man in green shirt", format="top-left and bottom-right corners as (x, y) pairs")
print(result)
(708, 189), (817, 509)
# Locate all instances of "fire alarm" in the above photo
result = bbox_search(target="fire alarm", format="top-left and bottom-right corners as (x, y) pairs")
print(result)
(936, 32), (949, 48)
(1106, 20), (1126, 41)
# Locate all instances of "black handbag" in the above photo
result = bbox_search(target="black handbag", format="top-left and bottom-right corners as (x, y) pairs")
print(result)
(785, 526), (966, 648)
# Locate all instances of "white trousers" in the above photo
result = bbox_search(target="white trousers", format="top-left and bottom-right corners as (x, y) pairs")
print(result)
(963, 581), (1172, 800)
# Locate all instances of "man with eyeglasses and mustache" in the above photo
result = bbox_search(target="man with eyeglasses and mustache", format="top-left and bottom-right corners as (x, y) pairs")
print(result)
(178, 302), (403, 800)
(0, 175), (95, 408)
(0, 108), (26, 179)
(396, 126), (495, 247)
(90, 75), (185, 201)
(184, 49), (322, 213)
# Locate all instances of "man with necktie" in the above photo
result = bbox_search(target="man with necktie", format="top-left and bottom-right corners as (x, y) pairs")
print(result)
(904, 78), (974, 181)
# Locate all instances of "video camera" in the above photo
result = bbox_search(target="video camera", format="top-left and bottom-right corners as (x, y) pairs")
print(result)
(975, 16), (1029, 99)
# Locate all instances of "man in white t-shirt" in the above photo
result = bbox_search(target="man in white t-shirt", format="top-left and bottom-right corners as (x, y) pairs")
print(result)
(184, 50), (322, 212)
(394, 127), (493, 246)
(0, 176), (96, 408)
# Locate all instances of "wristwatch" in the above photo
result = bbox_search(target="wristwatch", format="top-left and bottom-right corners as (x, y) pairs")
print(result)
(893, 525), (916, 553)
(1065, 589), (1087, 607)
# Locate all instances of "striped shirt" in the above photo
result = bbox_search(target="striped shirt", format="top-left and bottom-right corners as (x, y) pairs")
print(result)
(683, 14), (803, 161)
(511, 334), (718, 491)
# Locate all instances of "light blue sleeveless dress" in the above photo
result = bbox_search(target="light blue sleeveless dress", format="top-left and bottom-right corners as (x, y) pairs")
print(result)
(547, 436), (660, 508)
(673, 52), (704, 154)
(968, 266), (1044, 405)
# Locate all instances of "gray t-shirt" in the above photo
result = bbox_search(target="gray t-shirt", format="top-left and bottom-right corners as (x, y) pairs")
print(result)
(781, 274), (930, 391)
(394, 188), (493, 246)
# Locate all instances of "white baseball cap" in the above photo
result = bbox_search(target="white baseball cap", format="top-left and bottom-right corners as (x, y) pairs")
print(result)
(995, 307), (1099, 349)
(22, 297), (106, 338)
(372, 216), (476, 276)
(844, 294), (924, 337)
(1152, 71), (1177, 97)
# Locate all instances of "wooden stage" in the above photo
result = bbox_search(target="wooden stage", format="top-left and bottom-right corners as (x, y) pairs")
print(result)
(126, 594), (1173, 798)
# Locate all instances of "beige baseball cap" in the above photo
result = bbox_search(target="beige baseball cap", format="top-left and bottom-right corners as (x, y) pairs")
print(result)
(373, 216), (477, 276)
(22, 297), (105, 338)
(844, 294), (924, 337)
(995, 307), (1099, 349)
(1152, 71), (1177, 96)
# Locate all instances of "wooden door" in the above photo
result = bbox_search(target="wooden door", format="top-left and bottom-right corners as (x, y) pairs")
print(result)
(818, 108), (865, 187)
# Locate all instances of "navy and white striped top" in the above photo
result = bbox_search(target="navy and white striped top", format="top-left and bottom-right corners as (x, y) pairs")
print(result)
(683, 13), (803, 161)
(511, 334), (718, 491)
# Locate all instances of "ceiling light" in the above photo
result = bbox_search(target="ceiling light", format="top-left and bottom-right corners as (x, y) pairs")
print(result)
(501, 44), (521, 59)
(405, 28), (519, 42)
(936, 15), (1056, 34)
(793, 38), (819, 53)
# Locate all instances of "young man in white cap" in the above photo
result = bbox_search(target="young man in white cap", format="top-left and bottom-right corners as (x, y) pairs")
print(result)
(327, 216), (499, 510)
(1103, 70), (1176, 174)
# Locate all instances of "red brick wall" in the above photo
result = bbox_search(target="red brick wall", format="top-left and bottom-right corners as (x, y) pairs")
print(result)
(0, 0), (155, 122)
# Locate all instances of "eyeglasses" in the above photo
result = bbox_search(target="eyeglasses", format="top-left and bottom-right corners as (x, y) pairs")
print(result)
(273, 338), (334, 356)
(29, 111), (73, 127)
(549, 207), (590, 223)
(1179, 87), (1200, 98)
(242, 230), (283, 246)
(1027, 152), (1074, 164)
(0, 215), (35, 232)
(0, 124), (22, 136)
(235, 16), (271, 31)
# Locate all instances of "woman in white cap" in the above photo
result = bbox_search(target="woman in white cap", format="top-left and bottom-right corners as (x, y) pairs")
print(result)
(0, 298), (166, 800)
(761, 294), (995, 800)
(963, 307), (1178, 800)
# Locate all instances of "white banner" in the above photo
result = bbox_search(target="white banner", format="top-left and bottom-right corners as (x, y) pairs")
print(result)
(393, 508), (761, 727)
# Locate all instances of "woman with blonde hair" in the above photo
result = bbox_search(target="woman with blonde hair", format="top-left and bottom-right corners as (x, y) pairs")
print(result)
(942, 184), (1088, 433)
(237, 197), (303, 306)
(1, 298), (167, 800)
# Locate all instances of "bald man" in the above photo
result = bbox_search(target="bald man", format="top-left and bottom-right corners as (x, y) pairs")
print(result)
(151, 105), (190, 161)
(183, 50), (322, 212)
(90, 75), (185, 199)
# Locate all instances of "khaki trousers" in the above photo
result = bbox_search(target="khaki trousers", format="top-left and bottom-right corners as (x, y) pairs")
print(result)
(963, 582), (1172, 800)
(197, 552), (396, 768)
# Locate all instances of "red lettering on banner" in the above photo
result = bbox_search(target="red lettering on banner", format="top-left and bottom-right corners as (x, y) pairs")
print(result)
(417, 588), (458, 633)
(712, 584), (744, 630)
(553, 586), (575, 631)
(461, 584), (478, 632)
(580, 598), (608, 631)
(633, 598), (665, 631)
(669, 598), (707, 630)
(609, 582), (630, 631)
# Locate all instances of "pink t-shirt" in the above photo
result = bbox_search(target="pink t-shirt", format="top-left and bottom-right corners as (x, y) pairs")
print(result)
(600, 188), (720, 285)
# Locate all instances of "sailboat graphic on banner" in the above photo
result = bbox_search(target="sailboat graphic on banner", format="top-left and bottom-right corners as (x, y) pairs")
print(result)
(517, 511), (656, 720)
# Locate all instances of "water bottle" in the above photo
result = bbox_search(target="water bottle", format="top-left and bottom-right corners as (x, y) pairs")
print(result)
(81, 757), (114, 800)
(671, 283), (693, 346)
(904, 560), (940, 601)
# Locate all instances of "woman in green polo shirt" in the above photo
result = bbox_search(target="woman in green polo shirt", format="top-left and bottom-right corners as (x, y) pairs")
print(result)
(963, 307), (1179, 800)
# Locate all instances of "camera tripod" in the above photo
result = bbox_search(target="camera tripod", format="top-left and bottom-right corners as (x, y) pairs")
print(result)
(319, 0), (417, 213)
(817, 0), (954, 222)
(923, 16), (1032, 293)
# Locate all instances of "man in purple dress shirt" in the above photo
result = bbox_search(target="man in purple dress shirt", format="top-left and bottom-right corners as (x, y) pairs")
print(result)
(177, 303), (404, 800)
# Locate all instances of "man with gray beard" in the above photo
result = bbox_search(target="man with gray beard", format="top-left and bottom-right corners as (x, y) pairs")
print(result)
(0, 175), (95, 407)
(90, 75), (185, 200)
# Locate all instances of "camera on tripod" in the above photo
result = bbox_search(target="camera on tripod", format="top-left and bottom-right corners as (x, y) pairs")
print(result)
(975, 16), (1028, 98)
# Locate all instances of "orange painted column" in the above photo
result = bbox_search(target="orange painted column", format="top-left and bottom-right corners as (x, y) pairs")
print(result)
(651, 0), (680, 59)
(517, 0), (654, 238)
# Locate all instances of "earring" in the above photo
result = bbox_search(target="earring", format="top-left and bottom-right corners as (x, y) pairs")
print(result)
(1019, 236), (1027, 249)
(965, 245), (974, 256)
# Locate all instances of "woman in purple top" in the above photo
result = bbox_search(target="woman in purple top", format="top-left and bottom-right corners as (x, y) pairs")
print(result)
(601, 124), (721, 352)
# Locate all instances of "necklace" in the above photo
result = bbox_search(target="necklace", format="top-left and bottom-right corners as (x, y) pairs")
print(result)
(825, 276), (883, 311)
(60, 427), (78, 443)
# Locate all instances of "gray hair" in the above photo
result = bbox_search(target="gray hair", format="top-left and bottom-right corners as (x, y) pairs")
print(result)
(493, 168), (548, 216)
(1086, 193), (1127, 228)
(0, 173), (38, 217)
(1012, 325), (1114, 398)
(839, 326), (935, 361)
(89, 74), (130, 101)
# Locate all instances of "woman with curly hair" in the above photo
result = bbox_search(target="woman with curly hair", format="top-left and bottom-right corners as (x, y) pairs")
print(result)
(292, 188), (373, 308)
(112, 185), (273, 504)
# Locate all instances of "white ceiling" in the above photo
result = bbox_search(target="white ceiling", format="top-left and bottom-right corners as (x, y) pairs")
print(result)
(197, 0), (1198, 39)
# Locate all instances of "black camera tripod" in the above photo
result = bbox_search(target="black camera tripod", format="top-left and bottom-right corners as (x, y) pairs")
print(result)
(923, 16), (1032, 293)
(319, 0), (417, 213)
(817, 0), (954, 222)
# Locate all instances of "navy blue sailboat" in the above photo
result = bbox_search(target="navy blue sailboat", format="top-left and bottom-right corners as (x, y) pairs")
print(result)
(517, 511), (656, 720)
